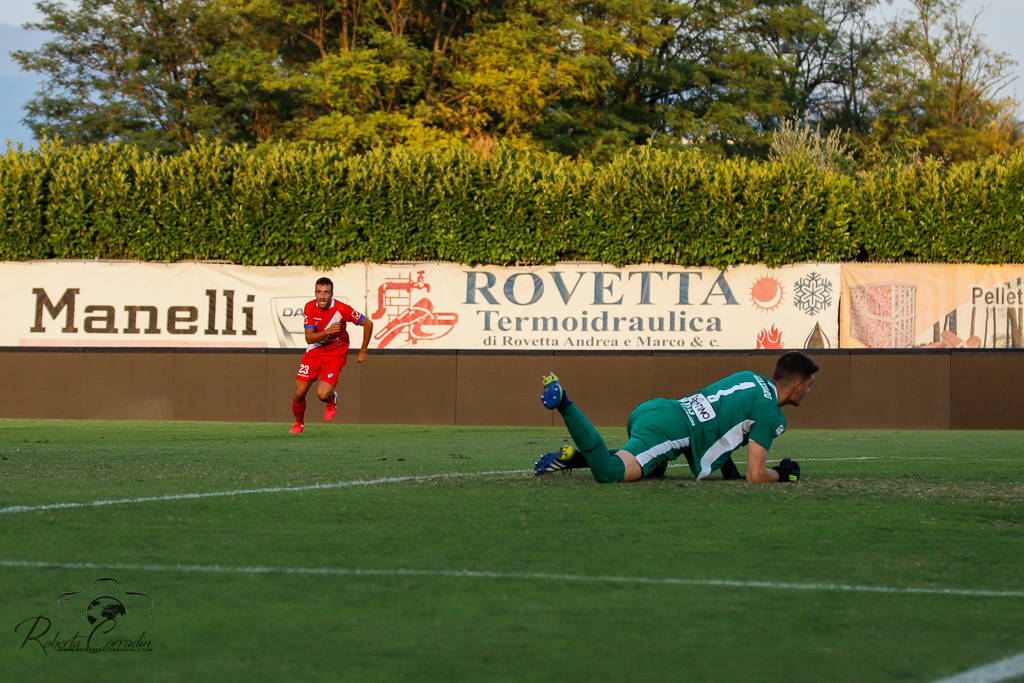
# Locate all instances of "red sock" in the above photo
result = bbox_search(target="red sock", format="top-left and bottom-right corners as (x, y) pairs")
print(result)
(292, 399), (306, 423)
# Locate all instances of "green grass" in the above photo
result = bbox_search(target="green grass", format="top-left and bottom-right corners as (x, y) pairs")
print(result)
(1, 421), (1023, 681)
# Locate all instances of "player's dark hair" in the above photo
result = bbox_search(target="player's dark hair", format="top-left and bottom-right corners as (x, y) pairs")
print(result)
(315, 277), (333, 290)
(773, 351), (819, 384)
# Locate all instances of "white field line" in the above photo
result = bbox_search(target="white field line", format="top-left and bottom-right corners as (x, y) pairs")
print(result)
(1, 559), (1022, 599)
(932, 652), (1024, 683)
(0, 469), (530, 515)
(0, 455), (1008, 516)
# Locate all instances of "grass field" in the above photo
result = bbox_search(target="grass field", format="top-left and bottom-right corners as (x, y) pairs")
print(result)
(1, 420), (1023, 682)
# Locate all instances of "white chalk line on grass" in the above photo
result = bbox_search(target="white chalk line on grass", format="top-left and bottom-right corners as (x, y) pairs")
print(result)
(932, 652), (1024, 683)
(0, 455), (1003, 516)
(0, 459), (853, 516)
(0, 469), (530, 515)
(1, 559), (1022, 599)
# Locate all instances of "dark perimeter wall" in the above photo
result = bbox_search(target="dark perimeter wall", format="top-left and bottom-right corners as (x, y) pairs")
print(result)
(1, 349), (1021, 429)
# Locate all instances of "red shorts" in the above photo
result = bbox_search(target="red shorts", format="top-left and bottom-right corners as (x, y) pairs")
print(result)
(296, 348), (348, 386)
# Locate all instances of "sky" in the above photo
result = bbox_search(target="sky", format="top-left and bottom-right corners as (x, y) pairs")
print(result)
(2, 0), (1024, 147)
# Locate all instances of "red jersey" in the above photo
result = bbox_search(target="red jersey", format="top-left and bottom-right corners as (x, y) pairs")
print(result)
(303, 299), (365, 353)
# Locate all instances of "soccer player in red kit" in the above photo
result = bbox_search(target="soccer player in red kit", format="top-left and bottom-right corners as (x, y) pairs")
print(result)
(289, 277), (373, 434)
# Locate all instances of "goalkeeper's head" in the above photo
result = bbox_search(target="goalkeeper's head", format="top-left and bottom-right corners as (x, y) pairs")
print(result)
(773, 352), (819, 406)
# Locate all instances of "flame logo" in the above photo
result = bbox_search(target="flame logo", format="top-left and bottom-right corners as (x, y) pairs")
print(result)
(756, 325), (784, 349)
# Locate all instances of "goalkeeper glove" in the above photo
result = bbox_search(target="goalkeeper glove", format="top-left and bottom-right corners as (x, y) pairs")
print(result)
(771, 458), (800, 482)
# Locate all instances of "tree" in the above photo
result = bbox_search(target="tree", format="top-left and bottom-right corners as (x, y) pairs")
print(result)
(867, 0), (1022, 160)
(221, 0), (662, 153)
(749, 0), (887, 135)
(531, 1), (789, 157)
(13, 0), (1020, 160)
(770, 117), (851, 171)
(13, 0), (845, 155)
(13, 0), (261, 149)
(549, 0), (884, 157)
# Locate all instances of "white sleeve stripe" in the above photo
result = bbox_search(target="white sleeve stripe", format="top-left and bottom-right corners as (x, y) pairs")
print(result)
(706, 382), (757, 403)
(696, 420), (754, 480)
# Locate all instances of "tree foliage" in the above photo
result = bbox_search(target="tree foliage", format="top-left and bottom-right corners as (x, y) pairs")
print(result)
(15, 0), (245, 150)
(866, 0), (1023, 161)
(10, 0), (1023, 161)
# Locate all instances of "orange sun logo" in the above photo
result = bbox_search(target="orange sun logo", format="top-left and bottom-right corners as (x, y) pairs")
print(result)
(750, 276), (784, 311)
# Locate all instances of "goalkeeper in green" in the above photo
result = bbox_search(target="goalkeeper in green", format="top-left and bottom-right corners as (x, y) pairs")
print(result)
(534, 351), (818, 483)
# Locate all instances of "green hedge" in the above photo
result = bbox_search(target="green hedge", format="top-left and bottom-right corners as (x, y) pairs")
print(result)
(2, 141), (1023, 267)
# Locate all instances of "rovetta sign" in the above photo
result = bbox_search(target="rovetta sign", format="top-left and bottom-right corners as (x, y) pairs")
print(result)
(2, 261), (841, 350)
(365, 263), (838, 351)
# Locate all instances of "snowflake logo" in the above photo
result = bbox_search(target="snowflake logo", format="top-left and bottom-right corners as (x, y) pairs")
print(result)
(793, 272), (834, 316)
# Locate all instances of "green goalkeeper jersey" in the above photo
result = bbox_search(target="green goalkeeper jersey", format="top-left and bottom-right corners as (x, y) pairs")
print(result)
(678, 370), (787, 479)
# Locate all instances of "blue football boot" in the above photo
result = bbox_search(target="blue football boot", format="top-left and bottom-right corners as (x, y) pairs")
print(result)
(534, 445), (578, 475)
(541, 372), (566, 410)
